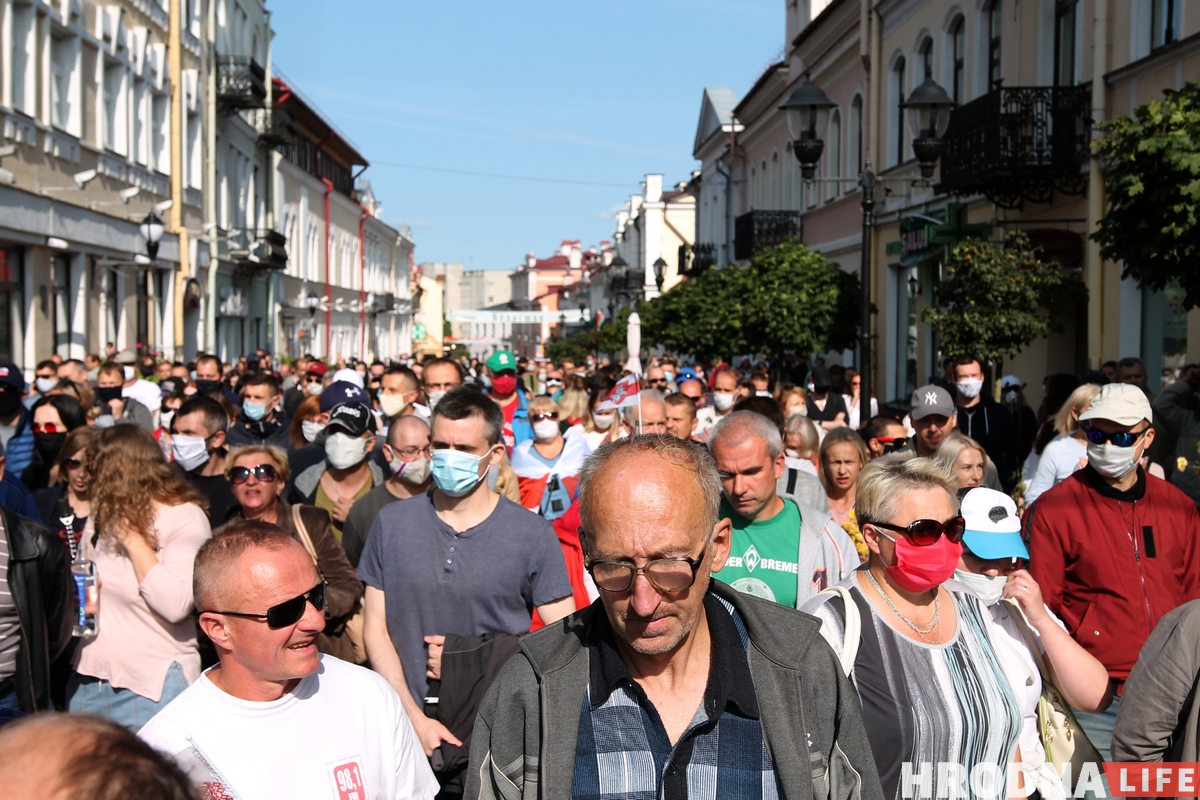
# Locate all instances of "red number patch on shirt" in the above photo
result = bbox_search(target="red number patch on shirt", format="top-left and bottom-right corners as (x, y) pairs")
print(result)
(329, 758), (366, 800)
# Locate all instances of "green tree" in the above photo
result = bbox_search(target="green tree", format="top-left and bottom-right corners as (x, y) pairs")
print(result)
(1093, 82), (1200, 309)
(544, 307), (634, 362)
(921, 232), (1085, 362)
(640, 239), (859, 359)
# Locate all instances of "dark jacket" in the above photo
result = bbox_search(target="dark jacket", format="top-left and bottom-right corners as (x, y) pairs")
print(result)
(1026, 466), (1200, 682)
(2, 502), (72, 712)
(3, 404), (34, 479)
(465, 581), (883, 800)
(954, 395), (1021, 490)
(225, 412), (291, 450)
(288, 459), (386, 507)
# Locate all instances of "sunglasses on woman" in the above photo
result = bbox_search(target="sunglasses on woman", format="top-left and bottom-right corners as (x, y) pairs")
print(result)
(202, 582), (326, 628)
(63, 457), (84, 471)
(229, 464), (278, 485)
(1082, 425), (1147, 448)
(530, 412), (558, 422)
(32, 422), (67, 434)
(865, 516), (966, 547)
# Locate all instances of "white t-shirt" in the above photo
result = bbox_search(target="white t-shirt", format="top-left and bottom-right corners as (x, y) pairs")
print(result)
(139, 655), (437, 800)
(124, 377), (163, 414)
(1024, 435), (1087, 506)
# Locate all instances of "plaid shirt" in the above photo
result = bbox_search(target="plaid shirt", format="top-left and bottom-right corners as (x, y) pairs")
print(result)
(571, 592), (781, 800)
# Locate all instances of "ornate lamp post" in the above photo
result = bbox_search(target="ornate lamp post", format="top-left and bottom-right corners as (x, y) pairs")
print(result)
(652, 257), (667, 294)
(139, 212), (164, 262)
(903, 78), (958, 179)
(779, 76), (837, 181)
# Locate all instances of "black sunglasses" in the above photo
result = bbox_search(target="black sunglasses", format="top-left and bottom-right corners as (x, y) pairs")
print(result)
(865, 516), (966, 547)
(531, 412), (558, 422)
(1082, 425), (1147, 448)
(202, 582), (326, 628)
(229, 464), (278, 485)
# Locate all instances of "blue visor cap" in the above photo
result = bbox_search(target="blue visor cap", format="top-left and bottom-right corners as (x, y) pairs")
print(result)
(962, 529), (1029, 561)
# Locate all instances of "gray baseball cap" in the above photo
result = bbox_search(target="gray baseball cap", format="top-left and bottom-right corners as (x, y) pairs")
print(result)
(910, 385), (955, 420)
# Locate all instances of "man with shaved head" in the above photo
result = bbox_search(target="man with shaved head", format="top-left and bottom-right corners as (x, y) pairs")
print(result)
(709, 410), (858, 607)
(621, 388), (668, 435)
(139, 520), (436, 799)
(465, 435), (883, 800)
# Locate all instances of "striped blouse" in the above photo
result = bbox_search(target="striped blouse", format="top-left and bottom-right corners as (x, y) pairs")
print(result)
(803, 575), (1022, 800)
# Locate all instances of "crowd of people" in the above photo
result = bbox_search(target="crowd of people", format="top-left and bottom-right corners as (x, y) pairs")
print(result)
(0, 345), (1198, 799)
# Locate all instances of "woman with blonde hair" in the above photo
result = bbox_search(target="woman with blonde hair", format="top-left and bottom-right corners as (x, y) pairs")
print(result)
(512, 395), (590, 520)
(934, 432), (994, 491)
(570, 377), (620, 450)
(819, 427), (869, 527)
(67, 425), (211, 728)
(556, 374), (590, 428)
(1024, 382), (1101, 506)
(223, 444), (363, 662)
(775, 383), (808, 418)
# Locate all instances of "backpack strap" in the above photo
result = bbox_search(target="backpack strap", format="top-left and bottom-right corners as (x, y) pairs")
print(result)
(817, 585), (860, 677)
(787, 468), (798, 495)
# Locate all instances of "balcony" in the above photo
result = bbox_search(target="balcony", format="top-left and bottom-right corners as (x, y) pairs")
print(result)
(937, 84), (1092, 209)
(217, 56), (267, 112)
(257, 107), (296, 146)
(734, 211), (802, 261)
(228, 229), (287, 272)
(678, 242), (718, 277)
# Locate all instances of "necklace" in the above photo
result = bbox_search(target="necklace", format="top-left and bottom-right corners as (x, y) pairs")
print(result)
(865, 567), (942, 643)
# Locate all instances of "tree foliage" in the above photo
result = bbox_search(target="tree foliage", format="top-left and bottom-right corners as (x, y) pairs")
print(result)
(639, 239), (860, 359)
(1093, 82), (1200, 309)
(921, 232), (1085, 362)
(544, 306), (633, 363)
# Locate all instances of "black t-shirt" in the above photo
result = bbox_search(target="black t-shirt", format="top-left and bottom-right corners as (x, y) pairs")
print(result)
(185, 470), (238, 529)
(806, 392), (848, 423)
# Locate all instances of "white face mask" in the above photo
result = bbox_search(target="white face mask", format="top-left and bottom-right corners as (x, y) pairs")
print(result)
(392, 456), (431, 485)
(532, 420), (559, 441)
(713, 392), (735, 412)
(160, 409), (175, 431)
(1087, 440), (1142, 479)
(591, 410), (615, 430)
(426, 390), (447, 410)
(172, 434), (210, 472)
(325, 432), (369, 470)
(379, 393), (408, 419)
(302, 420), (326, 443)
(123, 366), (136, 381)
(35, 377), (57, 393)
(954, 569), (1008, 606)
(956, 378), (984, 399)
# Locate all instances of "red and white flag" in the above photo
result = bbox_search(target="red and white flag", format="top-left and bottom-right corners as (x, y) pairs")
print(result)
(597, 374), (640, 410)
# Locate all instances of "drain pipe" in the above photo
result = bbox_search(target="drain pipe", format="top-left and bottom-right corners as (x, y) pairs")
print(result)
(359, 203), (368, 359)
(1085, 0), (1108, 369)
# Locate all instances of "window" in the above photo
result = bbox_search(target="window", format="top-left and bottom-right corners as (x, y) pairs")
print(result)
(919, 37), (933, 81)
(849, 96), (863, 178)
(0, 249), (23, 363)
(53, 255), (72, 357)
(50, 36), (73, 130)
(826, 112), (841, 200)
(10, 5), (33, 115)
(1054, 1), (1079, 85)
(892, 57), (907, 167)
(103, 63), (124, 152)
(133, 79), (148, 164)
(1152, 0), (1177, 50)
(187, 112), (201, 188)
(950, 17), (965, 102)
(152, 94), (169, 172)
(987, 1), (1002, 88)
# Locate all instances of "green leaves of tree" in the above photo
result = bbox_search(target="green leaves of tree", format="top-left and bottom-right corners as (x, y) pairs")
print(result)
(921, 232), (1085, 362)
(1093, 81), (1200, 309)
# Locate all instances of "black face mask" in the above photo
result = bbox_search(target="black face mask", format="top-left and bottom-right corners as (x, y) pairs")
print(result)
(34, 432), (67, 459)
(195, 379), (222, 396)
(0, 389), (19, 417)
(140, 365), (155, 378)
(96, 386), (124, 404)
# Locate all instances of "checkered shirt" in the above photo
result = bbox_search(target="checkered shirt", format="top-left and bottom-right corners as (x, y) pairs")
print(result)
(571, 592), (781, 800)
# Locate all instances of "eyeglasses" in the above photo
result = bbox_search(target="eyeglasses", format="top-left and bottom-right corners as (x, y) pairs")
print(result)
(63, 457), (84, 471)
(202, 582), (326, 628)
(392, 445), (431, 458)
(531, 412), (558, 422)
(586, 546), (708, 593)
(1082, 425), (1148, 448)
(31, 422), (66, 434)
(864, 516), (966, 547)
(229, 464), (278, 485)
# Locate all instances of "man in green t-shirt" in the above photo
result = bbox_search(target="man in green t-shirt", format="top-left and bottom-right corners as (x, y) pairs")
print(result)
(709, 410), (860, 608)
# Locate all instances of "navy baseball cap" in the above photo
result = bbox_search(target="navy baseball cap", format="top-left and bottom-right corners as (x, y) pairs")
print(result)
(326, 402), (377, 436)
(319, 380), (370, 412)
(675, 367), (698, 384)
(0, 363), (23, 391)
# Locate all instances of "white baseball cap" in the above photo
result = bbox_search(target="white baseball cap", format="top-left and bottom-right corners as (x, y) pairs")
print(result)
(1079, 382), (1152, 427)
(960, 487), (1028, 560)
(332, 368), (365, 389)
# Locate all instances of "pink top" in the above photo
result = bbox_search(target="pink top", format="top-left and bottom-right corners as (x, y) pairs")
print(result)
(74, 502), (211, 701)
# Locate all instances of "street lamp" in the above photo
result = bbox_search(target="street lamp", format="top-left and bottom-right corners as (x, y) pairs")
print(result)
(139, 212), (164, 262)
(902, 78), (958, 179)
(784, 73), (954, 431)
(779, 75), (837, 180)
(652, 257), (667, 293)
(306, 292), (321, 318)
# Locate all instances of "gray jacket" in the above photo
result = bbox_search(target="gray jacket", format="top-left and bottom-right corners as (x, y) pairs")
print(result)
(1112, 598), (1200, 766)
(465, 581), (884, 800)
(794, 499), (862, 606)
(779, 463), (829, 512)
(289, 459), (386, 506)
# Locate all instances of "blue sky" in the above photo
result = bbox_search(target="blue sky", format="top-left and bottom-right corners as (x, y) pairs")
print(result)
(269, 1), (782, 272)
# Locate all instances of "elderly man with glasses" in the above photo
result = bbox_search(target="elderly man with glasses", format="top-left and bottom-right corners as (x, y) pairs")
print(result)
(465, 435), (882, 800)
(139, 519), (436, 799)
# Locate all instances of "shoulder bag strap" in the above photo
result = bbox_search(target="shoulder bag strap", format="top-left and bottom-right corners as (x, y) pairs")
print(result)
(787, 468), (798, 495)
(1002, 598), (1052, 683)
(290, 504), (321, 569)
(817, 585), (861, 677)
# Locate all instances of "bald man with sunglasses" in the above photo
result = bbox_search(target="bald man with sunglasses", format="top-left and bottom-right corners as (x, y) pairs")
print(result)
(139, 519), (436, 799)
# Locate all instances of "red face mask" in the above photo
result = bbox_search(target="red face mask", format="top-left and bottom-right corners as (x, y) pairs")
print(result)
(877, 530), (962, 593)
(491, 375), (517, 396)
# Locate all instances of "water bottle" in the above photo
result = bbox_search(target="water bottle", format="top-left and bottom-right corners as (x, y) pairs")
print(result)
(72, 559), (98, 638)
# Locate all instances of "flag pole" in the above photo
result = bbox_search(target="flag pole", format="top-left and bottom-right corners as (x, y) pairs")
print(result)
(636, 368), (643, 435)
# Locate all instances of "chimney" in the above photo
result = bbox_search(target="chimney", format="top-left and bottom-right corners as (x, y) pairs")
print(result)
(645, 174), (663, 203)
(526, 252), (536, 269)
(568, 241), (581, 269)
(560, 239), (572, 257)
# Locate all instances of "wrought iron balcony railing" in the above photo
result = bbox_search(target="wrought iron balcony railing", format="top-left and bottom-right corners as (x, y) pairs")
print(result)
(937, 84), (1092, 209)
(734, 211), (802, 261)
(257, 107), (296, 146)
(678, 242), (718, 277)
(228, 229), (287, 272)
(217, 56), (267, 112)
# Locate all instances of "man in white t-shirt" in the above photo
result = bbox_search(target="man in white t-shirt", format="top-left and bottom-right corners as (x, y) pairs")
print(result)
(139, 520), (436, 800)
(114, 349), (163, 415)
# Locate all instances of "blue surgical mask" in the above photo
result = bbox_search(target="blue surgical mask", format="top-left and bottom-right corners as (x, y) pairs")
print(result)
(430, 448), (491, 497)
(243, 401), (268, 421)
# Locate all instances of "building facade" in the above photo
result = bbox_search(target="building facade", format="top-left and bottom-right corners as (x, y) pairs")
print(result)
(608, 172), (695, 311)
(508, 240), (592, 359)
